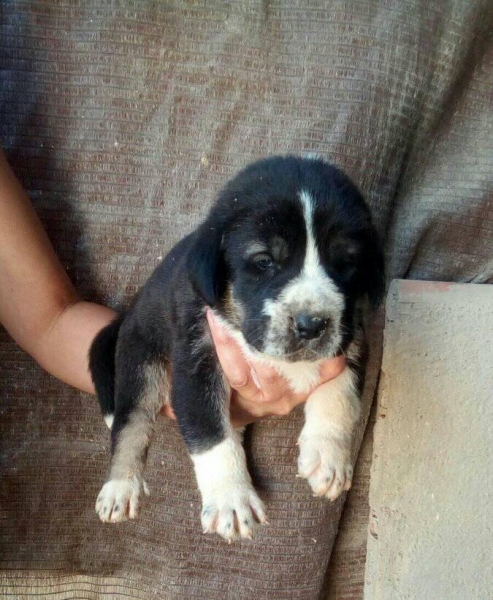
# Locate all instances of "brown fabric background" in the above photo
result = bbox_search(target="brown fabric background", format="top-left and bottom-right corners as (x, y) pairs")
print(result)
(1, 1), (492, 598)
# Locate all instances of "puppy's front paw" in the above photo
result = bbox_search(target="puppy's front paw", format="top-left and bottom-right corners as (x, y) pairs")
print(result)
(200, 482), (267, 543)
(298, 434), (353, 501)
(96, 476), (150, 523)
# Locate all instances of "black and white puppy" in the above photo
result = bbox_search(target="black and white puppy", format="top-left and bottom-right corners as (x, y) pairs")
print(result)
(90, 155), (384, 542)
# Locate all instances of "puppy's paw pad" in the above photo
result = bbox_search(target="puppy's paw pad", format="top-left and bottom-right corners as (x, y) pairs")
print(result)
(95, 477), (149, 523)
(201, 485), (267, 542)
(298, 435), (353, 501)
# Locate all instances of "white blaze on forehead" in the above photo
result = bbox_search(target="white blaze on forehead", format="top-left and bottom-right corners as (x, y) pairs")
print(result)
(260, 190), (345, 360)
(299, 190), (323, 280)
(278, 190), (344, 311)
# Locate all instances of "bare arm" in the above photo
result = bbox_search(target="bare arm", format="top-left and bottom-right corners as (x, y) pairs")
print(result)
(0, 149), (116, 393)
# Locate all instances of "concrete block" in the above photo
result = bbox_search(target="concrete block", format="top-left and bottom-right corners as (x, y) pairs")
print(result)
(364, 280), (493, 600)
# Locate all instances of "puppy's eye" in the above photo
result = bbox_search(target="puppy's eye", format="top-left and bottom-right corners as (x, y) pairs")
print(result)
(252, 253), (275, 270)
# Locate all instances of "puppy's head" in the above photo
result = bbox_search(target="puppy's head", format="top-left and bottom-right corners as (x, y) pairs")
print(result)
(189, 155), (384, 362)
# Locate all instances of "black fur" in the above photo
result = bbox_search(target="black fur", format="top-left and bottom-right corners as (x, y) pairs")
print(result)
(89, 312), (124, 417)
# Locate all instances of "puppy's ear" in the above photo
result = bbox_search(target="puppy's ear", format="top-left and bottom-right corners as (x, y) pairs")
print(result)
(363, 227), (386, 308)
(187, 218), (227, 307)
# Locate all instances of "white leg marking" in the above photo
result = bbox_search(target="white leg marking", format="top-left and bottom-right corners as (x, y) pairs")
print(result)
(192, 434), (267, 542)
(298, 366), (360, 500)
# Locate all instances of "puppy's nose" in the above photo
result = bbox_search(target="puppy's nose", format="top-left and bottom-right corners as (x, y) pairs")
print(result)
(293, 314), (328, 340)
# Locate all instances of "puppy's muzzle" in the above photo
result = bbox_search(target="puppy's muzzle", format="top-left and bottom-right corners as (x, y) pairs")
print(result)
(292, 314), (329, 340)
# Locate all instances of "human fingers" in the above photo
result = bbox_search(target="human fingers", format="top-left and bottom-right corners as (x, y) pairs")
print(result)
(231, 355), (348, 425)
(317, 355), (347, 384)
(247, 360), (291, 404)
(161, 405), (176, 420)
(206, 310), (263, 401)
(230, 389), (304, 427)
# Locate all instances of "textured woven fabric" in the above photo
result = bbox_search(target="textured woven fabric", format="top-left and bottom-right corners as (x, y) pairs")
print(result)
(1, 1), (492, 598)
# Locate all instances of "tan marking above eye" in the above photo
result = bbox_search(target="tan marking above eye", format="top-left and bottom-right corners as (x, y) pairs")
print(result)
(244, 241), (268, 258)
(244, 237), (289, 262)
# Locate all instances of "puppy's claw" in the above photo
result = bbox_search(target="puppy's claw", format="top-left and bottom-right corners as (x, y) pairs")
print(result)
(200, 487), (267, 542)
(298, 434), (353, 502)
(96, 476), (148, 523)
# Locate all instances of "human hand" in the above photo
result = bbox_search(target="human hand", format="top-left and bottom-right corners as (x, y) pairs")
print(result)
(161, 311), (346, 426)
(206, 309), (346, 427)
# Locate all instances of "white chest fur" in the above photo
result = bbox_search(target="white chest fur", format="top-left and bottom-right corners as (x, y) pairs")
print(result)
(267, 358), (325, 394)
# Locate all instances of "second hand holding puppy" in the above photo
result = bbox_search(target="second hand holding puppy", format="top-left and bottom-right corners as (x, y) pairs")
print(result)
(207, 310), (347, 427)
(161, 311), (346, 427)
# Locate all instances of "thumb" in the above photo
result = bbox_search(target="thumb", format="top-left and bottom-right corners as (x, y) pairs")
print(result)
(206, 309), (251, 389)
(318, 355), (346, 383)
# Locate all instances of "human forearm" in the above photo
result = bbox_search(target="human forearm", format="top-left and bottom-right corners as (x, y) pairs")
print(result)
(0, 149), (115, 394)
(32, 300), (116, 394)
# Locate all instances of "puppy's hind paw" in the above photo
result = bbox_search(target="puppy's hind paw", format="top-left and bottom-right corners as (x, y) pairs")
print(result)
(96, 476), (149, 523)
(298, 434), (353, 501)
(201, 485), (267, 543)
